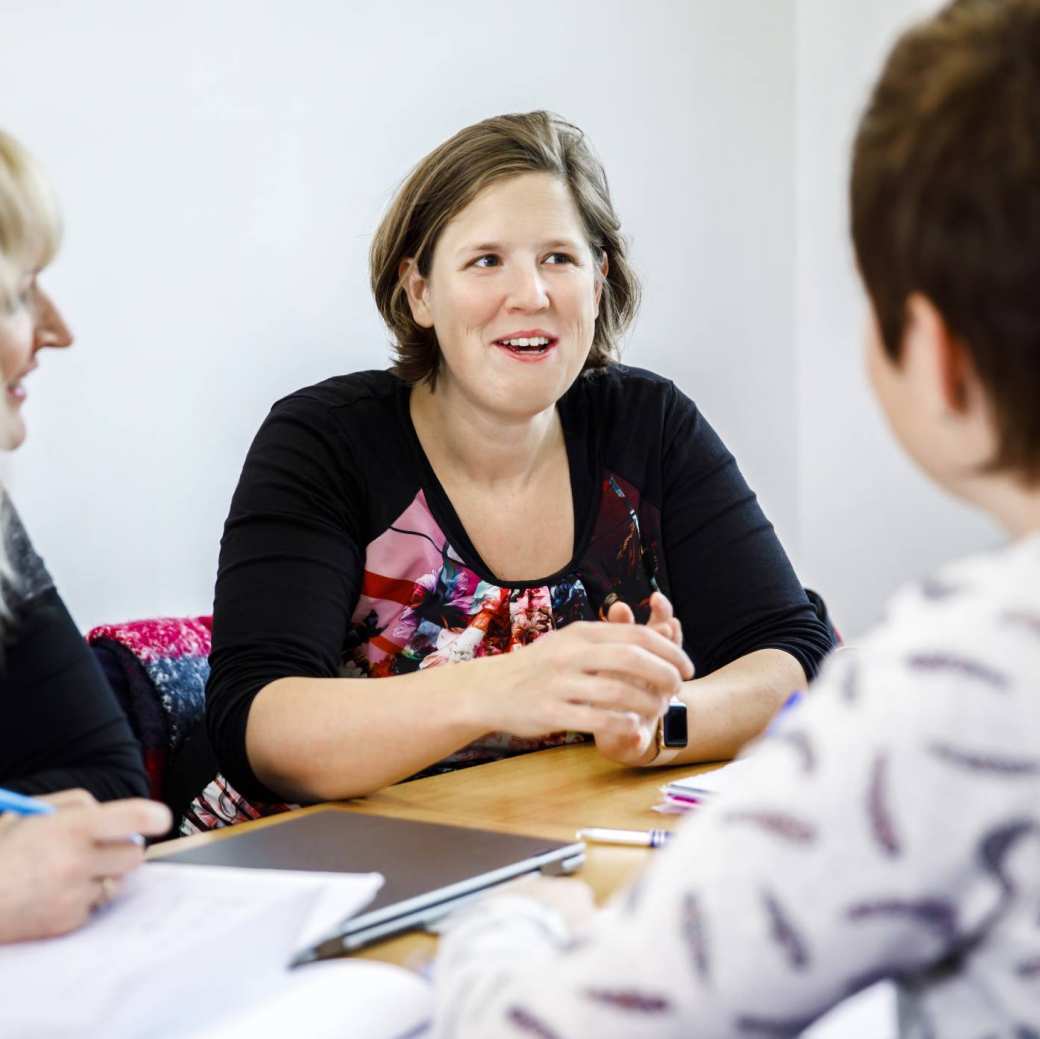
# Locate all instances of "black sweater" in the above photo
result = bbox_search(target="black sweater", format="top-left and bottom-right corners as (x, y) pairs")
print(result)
(0, 497), (148, 801)
(207, 366), (834, 800)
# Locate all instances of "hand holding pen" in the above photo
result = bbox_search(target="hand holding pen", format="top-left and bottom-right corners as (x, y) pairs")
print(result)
(0, 787), (171, 944)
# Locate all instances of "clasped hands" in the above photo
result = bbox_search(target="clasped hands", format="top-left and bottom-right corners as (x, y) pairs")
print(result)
(486, 590), (692, 767)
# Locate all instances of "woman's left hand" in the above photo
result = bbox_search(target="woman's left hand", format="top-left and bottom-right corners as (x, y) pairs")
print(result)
(593, 592), (689, 767)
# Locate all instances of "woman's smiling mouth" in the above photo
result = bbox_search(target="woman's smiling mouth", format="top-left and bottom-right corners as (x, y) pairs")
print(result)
(6, 363), (35, 404)
(492, 330), (559, 360)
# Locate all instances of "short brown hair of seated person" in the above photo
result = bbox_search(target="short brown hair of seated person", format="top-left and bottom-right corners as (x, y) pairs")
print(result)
(369, 111), (640, 388)
(851, 0), (1040, 481)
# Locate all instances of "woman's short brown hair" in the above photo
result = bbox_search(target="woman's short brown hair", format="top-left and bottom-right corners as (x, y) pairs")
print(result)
(851, 0), (1040, 481)
(370, 111), (640, 386)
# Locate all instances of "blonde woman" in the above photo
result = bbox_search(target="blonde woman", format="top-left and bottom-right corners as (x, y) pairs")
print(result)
(0, 131), (169, 942)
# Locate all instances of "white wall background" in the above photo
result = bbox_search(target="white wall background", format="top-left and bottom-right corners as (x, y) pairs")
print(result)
(1, 0), (798, 632)
(0, 0), (1002, 638)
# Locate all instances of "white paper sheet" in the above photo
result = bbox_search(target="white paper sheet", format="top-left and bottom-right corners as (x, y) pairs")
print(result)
(663, 758), (751, 798)
(800, 981), (897, 1039)
(193, 960), (432, 1039)
(0, 862), (384, 1038)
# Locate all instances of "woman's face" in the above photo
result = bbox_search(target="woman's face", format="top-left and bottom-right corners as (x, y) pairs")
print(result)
(405, 172), (605, 420)
(0, 269), (72, 450)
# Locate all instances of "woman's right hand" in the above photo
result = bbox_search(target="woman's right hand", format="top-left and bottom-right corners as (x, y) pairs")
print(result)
(594, 591), (690, 765)
(0, 789), (172, 944)
(477, 619), (694, 740)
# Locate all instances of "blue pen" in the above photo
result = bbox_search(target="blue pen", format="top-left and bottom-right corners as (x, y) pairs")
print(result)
(767, 690), (805, 733)
(0, 787), (144, 845)
(0, 787), (55, 816)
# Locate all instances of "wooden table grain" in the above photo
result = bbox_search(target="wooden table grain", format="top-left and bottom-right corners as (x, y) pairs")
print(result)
(149, 745), (719, 967)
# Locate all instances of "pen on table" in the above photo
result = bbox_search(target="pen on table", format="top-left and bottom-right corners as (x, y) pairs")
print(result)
(577, 827), (673, 849)
(766, 689), (804, 734)
(0, 786), (145, 845)
(664, 790), (701, 806)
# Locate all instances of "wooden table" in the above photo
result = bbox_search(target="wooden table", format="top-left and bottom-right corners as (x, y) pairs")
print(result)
(150, 745), (715, 967)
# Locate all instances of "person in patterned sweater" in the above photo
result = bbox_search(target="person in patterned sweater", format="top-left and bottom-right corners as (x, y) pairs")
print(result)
(431, 1), (1040, 1036)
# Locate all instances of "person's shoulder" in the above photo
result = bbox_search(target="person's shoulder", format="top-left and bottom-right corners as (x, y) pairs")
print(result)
(273, 369), (404, 417)
(0, 492), (54, 611)
(882, 535), (1040, 641)
(844, 537), (1040, 743)
(570, 362), (674, 396)
(261, 371), (406, 446)
(565, 363), (689, 420)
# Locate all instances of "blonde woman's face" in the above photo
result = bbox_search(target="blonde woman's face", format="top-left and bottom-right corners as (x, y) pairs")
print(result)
(0, 269), (72, 450)
(404, 172), (604, 419)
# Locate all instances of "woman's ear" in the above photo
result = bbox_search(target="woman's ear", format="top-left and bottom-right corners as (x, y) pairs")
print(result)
(399, 258), (434, 329)
(904, 293), (979, 417)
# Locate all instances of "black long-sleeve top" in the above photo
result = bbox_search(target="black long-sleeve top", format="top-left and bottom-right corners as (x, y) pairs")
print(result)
(207, 366), (834, 801)
(0, 496), (148, 801)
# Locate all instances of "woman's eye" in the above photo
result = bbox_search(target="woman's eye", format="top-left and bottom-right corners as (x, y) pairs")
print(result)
(544, 252), (575, 265)
(472, 255), (500, 269)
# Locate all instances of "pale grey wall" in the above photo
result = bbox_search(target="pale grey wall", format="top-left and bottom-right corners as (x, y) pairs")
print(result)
(794, 0), (1001, 638)
(1, 0), (799, 630)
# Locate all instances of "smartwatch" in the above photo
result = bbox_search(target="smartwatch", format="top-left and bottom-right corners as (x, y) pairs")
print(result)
(653, 698), (688, 765)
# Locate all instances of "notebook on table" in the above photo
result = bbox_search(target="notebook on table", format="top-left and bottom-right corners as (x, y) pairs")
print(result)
(159, 808), (586, 957)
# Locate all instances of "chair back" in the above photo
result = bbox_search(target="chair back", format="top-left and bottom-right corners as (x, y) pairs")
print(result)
(88, 616), (213, 803)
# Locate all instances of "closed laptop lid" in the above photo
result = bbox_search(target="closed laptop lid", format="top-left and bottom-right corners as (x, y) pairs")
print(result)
(159, 808), (582, 932)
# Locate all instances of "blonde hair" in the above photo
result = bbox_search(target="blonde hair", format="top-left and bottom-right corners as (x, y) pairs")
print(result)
(0, 129), (62, 312)
(0, 131), (62, 632)
(370, 111), (640, 387)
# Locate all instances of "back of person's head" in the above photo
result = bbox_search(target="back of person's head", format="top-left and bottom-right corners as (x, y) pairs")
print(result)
(0, 130), (61, 311)
(370, 111), (640, 387)
(851, 0), (1040, 482)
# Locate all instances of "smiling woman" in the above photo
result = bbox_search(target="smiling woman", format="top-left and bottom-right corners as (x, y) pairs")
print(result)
(0, 130), (148, 804)
(197, 111), (833, 822)
(0, 130), (171, 945)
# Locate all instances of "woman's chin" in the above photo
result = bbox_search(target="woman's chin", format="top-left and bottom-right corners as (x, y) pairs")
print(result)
(437, 355), (581, 419)
(0, 412), (26, 452)
(486, 361), (581, 413)
(485, 379), (571, 420)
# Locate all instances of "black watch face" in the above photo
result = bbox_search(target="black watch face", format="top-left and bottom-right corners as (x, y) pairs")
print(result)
(662, 702), (688, 748)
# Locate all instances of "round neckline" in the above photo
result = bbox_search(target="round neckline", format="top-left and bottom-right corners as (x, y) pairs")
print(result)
(395, 379), (601, 590)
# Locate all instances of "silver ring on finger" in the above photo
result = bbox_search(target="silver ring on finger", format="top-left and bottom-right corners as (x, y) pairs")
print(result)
(94, 876), (116, 910)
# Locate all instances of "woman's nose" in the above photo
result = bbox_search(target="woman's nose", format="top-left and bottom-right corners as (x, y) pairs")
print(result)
(506, 263), (549, 312)
(33, 288), (73, 351)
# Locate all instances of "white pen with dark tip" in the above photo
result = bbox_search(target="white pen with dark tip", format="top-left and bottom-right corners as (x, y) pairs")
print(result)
(576, 827), (673, 848)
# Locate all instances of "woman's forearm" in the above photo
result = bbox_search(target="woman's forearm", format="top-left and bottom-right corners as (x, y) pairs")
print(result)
(244, 664), (493, 802)
(244, 618), (696, 801)
(665, 648), (807, 765)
